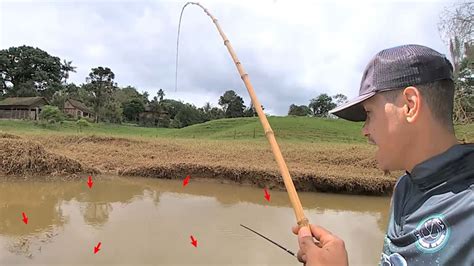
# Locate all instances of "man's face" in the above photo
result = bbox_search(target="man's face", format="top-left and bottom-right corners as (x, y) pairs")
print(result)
(361, 93), (408, 171)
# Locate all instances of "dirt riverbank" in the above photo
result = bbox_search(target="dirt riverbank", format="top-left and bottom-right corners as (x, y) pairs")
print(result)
(0, 134), (397, 195)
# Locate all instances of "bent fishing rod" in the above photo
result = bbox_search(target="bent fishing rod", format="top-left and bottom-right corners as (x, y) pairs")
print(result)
(176, 2), (309, 229)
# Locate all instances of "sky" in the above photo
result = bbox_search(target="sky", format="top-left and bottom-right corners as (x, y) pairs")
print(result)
(0, 0), (455, 115)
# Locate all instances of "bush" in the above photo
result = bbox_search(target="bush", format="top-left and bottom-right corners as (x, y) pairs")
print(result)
(76, 118), (91, 132)
(39, 105), (64, 124)
(65, 113), (76, 121)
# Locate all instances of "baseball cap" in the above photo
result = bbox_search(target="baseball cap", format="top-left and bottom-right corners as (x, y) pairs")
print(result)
(329, 44), (454, 121)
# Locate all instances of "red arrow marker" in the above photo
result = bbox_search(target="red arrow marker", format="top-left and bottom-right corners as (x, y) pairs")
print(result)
(183, 175), (190, 187)
(87, 175), (93, 189)
(22, 212), (28, 224)
(264, 188), (271, 202)
(190, 235), (197, 247)
(94, 242), (101, 254)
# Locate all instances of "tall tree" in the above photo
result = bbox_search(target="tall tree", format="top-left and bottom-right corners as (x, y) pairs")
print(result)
(122, 99), (145, 122)
(85, 67), (117, 122)
(160, 99), (186, 120)
(438, 1), (473, 123)
(142, 91), (150, 104)
(173, 103), (206, 128)
(203, 102), (212, 113)
(438, 1), (472, 69)
(288, 104), (311, 116)
(0, 45), (69, 99)
(218, 90), (246, 118)
(50, 89), (69, 109)
(333, 93), (348, 105)
(201, 102), (224, 121)
(61, 60), (76, 84)
(309, 93), (337, 117)
(157, 89), (165, 102)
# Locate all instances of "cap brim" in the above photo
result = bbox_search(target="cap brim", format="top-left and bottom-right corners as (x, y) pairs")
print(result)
(329, 92), (375, 122)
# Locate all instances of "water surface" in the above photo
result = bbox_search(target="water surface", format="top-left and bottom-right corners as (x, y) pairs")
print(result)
(0, 176), (390, 265)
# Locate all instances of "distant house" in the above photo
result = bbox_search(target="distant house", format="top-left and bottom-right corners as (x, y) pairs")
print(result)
(0, 97), (49, 120)
(63, 99), (94, 120)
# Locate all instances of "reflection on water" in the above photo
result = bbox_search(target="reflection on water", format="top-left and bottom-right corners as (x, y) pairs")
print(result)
(0, 176), (390, 265)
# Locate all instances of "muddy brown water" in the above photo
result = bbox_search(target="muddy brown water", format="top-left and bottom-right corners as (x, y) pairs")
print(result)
(0, 176), (390, 265)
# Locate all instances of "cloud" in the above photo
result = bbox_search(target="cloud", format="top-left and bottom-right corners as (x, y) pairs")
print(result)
(0, 0), (453, 115)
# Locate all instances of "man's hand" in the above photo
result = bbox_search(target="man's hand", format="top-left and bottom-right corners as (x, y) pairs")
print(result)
(292, 224), (349, 266)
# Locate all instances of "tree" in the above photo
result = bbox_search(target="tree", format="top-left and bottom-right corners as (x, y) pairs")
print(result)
(203, 102), (212, 113)
(39, 105), (64, 124)
(85, 67), (117, 122)
(333, 94), (348, 105)
(455, 49), (474, 123)
(288, 104), (311, 116)
(218, 90), (237, 112)
(309, 93), (337, 117)
(142, 91), (150, 104)
(243, 102), (258, 117)
(112, 86), (148, 122)
(50, 89), (69, 109)
(61, 60), (76, 84)
(209, 107), (225, 120)
(226, 97), (245, 118)
(160, 99), (186, 119)
(200, 102), (224, 121)
(113, 86), (145, 104)
(438, 1), (473, 123)
(173, 103), (206, 128)
(218, 90), (246, 118)
(0, 46), (70, 99)
(157, 89), (165, 102)
(123, 99), (145, 122)
(102, 100), (123, 123)
(76, 118), (91, 132)
(438, 1), (472, 69)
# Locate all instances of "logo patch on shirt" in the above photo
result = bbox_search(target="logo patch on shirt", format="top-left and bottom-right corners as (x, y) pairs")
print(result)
(414, 214), (450, 253)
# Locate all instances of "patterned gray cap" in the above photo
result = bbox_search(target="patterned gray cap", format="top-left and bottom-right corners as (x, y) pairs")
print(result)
(329, 44), (454, 121)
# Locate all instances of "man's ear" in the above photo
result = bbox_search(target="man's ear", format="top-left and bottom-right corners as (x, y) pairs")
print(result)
(402, 86), (421, 123)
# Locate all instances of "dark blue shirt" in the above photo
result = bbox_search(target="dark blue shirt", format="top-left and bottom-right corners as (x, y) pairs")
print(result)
(381, 144), (474, 266)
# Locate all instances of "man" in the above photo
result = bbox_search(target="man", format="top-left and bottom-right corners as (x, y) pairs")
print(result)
(293, 44), (473, 265)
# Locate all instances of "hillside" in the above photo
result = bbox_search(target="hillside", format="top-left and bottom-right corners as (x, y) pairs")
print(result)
(1, 117), (472, 143)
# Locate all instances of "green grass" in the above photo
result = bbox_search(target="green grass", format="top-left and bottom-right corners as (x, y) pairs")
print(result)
(0, 117), (472, 143)
(0, 119), (174, 138)
(168, 116), (366, 143)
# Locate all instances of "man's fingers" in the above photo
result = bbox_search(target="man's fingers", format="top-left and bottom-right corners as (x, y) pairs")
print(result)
(298, 226), (316, 252)
(292, 225), (299, 235)
(309, 224), (333, 244)
(297, 249), (306, 263)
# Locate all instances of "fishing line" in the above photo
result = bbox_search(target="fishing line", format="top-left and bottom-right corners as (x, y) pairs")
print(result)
(240, 224), (296, 258)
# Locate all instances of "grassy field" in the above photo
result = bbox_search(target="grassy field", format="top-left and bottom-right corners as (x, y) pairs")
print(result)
(1, 117), (472, 143)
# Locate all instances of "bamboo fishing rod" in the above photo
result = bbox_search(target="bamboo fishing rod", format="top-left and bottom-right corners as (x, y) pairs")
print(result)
(177, 2), (309, 228)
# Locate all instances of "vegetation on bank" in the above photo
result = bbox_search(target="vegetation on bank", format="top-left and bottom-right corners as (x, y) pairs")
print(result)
(1, 117), (472, 143)
(1, 117), (472, 195)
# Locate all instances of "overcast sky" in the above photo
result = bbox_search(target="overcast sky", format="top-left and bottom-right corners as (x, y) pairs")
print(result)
(0, 0), (455, 115)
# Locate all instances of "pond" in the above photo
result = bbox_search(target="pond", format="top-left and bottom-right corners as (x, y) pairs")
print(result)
(0, 176), (390, 265)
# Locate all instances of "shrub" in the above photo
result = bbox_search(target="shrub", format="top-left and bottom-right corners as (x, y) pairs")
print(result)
(76, 118), (91, 132)
(39, 105), (64, 124)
